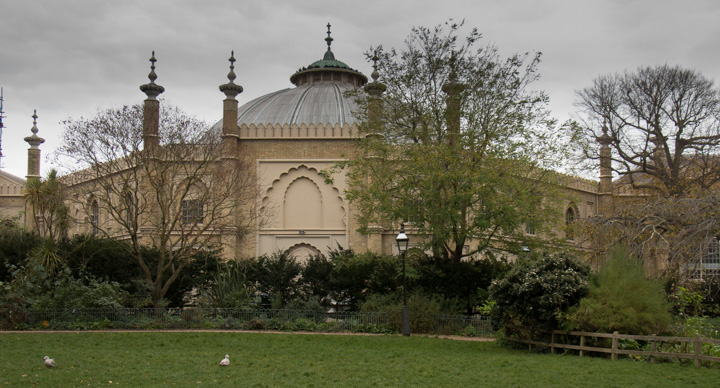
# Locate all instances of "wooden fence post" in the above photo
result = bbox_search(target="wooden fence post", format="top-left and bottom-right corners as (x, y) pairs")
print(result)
(551, 332), (556, 355)
(694, 335), (702, 368)
(579, 336), (585, 357)
(650, 334), (657, 364)
(611, 331), (619, 361)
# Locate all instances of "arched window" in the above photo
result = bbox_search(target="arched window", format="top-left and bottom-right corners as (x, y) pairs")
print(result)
(565, 207), (576, 241)
(91, 200), (99, 235)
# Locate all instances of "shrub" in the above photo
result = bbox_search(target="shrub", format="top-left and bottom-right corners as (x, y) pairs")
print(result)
(255, 251), (301, 307)
(564, 247), (672, 335)
(489, 251), (590, 331)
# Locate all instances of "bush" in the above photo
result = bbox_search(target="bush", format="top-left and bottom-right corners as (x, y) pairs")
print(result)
(564, 247), (672, 335)
(489, 251), (590, 331)
(361, 291), (453, 334)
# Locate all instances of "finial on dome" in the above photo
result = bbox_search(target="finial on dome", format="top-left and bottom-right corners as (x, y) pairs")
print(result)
(325, 23), (333, 51)
(140, 51), (165, 100)
(219, 50), (243, 98)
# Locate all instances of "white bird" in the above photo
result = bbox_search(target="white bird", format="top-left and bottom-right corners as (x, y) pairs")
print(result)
(43, 356), (57, 368)
(219, 354), (230, 366)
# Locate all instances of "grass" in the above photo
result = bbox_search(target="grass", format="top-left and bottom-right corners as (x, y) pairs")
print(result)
(0, 332), (717, 387)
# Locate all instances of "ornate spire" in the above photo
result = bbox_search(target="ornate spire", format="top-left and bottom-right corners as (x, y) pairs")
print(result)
(364, 51), (386, 97)
(24, 109), (45, 148)
(323, 23), (336, 61)
(596, 120), (613, 145)
(140, 51), (165, 100)
(219, 50), (244, 99)
(371, 52), (380, 82)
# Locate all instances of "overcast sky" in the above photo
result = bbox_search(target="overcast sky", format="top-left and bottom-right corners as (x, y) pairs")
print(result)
(1, 0), (719, 179)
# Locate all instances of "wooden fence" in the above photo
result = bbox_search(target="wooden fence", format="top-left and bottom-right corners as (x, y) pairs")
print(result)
(506, 327), (720, 367)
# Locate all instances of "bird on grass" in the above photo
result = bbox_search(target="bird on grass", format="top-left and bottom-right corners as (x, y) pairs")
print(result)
(43, 356), (57, 368)
(219, 354), (230, 366)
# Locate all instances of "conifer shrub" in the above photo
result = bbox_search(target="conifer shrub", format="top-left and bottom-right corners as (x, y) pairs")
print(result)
(564, 247), (672, 335)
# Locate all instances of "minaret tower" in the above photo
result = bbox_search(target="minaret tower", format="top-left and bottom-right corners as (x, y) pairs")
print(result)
(24, 110), (44, 179)
(596, 122), (614, 216)
(0, 87), (5, 167)
(219, 51), (243, 160)
(140, 51), (164, 152)
(363, 53), (387, 253)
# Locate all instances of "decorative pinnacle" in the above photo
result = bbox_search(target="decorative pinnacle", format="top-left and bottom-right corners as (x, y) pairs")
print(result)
(227, 50), (237, 82)
(24, 109), (45, 148)
(219, 50), (243, 98)
(148, 51), (158, 82)
(596, 120), (613, 145)
(31, 110), (38, 134)
(371, 52), (380, 82)
(325, 23), (333, 51)
(140, 51), (165, 100)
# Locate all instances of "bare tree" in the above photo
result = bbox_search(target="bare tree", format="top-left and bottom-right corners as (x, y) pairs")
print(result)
(573, 65), (720, 285)
(56, 104), (258, 306)
(574, 64), (720, 197)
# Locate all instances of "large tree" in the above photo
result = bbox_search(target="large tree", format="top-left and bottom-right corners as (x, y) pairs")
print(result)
(573, 65), (720, 283)
(55, 104), (258, 306)
(342, 21), (568, 262)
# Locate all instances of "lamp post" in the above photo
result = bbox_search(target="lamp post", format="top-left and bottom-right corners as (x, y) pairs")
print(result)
(396, 223), (410, 336)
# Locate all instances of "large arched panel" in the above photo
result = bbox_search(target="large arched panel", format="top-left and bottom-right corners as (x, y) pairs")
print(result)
(284, 177), (322, 229)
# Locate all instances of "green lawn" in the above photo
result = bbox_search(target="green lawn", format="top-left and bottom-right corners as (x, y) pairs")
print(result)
(0, 332), (716, 387)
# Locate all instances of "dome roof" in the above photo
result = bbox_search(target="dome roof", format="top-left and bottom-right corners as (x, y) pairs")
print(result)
(215, 24), (367, 129)
(235, 82), (360, 127)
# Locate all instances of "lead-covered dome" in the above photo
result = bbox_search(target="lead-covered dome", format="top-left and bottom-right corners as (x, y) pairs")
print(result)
(224, 24), (368, 129)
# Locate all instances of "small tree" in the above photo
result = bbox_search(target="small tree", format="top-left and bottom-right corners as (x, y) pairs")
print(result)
(55, 104), (259, 306)
(564, 247), (672, 334)
(25, 169), (71, 241)
(342, 21), (568, 262)
(489, 251), (590, 330)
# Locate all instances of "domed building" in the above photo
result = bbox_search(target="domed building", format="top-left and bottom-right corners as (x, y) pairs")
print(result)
(220, 25), (378, 261)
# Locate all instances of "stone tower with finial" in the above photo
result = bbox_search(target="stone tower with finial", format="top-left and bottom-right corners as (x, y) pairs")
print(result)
(442, 52), (465, 147)
(596, 122), (614, 216)
(140, 51), (164, 152)
(24, 110), (44, 179)
(219, 51), (243, 160)
(0, 87), (5, 167)
(362, 52), (387, 253)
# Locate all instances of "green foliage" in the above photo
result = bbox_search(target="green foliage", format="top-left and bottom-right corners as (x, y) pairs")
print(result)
(341, 21), (567, 261)
(25, 169), (71, 240)
(0, 224), (42, 282)
(415, 254), (509, 314)
(255, 250), (302, 307)
(489, 251), (590, 330)
(196, 260), (254, 309)
(360, 291), (457, 333)
(564, 247), (672, 335)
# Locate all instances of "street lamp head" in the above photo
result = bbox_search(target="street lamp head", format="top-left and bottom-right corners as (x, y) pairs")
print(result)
(396, 223), (409, 254)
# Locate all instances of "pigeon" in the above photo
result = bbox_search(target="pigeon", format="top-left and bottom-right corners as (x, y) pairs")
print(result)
(219, 354), (230, 366)
(43, 356), (57, 368)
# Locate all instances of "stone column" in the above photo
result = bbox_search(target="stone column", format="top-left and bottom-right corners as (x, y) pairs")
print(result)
(139, 51), (164, 153)
(24, 110), (44, 179)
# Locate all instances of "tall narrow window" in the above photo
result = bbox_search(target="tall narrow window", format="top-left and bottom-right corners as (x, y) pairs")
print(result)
(181, 199), (204, 224)
(565, 207), (575, 241)
(91, 200), (99, 236)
